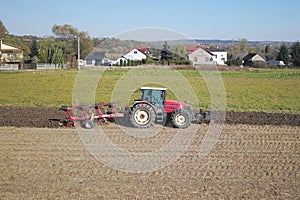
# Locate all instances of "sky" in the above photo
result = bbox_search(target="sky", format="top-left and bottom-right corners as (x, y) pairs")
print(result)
(0, 0), (299, 41)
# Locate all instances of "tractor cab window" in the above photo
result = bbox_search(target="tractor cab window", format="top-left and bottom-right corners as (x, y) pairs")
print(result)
(142, 89), (151, 101)
(142, 89), (164, 106)
(151, 90), (164, 106)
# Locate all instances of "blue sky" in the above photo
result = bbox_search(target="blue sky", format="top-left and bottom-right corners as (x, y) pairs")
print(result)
(1, 0), (299, 41)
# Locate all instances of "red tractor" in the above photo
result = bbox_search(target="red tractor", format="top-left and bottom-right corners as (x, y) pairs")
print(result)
(129, 87), (194, 129)
(60, 87), (210, 129)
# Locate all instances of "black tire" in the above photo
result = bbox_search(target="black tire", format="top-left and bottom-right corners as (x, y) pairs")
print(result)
(130, 104), (155, 128)
(171, 109), (192, 129)
(82, 120), (94, 129)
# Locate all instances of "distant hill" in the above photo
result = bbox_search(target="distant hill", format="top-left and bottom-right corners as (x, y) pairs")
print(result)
(95, 37), (296, 60)
(144, 39), (295, 48)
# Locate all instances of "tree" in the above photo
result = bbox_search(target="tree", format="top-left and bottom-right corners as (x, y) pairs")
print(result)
(0, 20), (8, 39)
(172, 45), (187, 57)
(30, 39), (39, 58)
(264, 45), (277, 61)
(52, 24), (93, 67)
(239, 38), (248, 54)
(38, 39), (65, 65)
(290, 41), (300, 67)
(161, 41), (172, 64)
(276, 44), (290, 66)
(226, 56), (243, 66)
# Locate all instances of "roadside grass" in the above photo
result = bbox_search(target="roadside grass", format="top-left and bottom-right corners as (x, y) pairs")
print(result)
(0, 68), (299, 113)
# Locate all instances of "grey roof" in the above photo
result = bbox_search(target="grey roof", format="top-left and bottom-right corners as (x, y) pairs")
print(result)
(242, 53), (257, 61)
(85, 51), (105, 61)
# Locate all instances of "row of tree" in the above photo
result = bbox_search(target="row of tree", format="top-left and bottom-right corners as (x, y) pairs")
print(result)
(1, 20), (300, 68)
(1, 21), (94, 68)
(225, 38), (300, 68)
(276, 43), (300, 67)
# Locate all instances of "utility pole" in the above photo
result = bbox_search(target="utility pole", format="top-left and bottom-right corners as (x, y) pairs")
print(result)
(75, 36), (80, 70)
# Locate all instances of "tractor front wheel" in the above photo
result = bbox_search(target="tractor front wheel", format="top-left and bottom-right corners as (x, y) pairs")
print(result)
(130, 104), (155, 128)
(171, 109), (191, 129)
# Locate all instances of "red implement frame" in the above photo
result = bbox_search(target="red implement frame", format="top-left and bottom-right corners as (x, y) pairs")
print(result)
(60, 102), (127, 128)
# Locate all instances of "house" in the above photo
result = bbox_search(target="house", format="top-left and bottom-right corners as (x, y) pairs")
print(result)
(84, 50), (105, 66)
(242, 53), (266, 67)
(209, 48), (227, 65)
(113, 48), (147, 66)
(186, 47), (217, 66)
(123, 48), (147, 61)
(0, 40), (23, 64)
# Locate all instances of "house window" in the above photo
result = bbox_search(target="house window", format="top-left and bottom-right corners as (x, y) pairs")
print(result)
(134, 51), (137, 54)
(193, 57), (198, 62)
(86, 60), (93, 65)
(7, 53), (16, 59)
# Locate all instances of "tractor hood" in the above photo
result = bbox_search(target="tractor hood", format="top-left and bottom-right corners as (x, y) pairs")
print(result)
(164, 100), (190, 113)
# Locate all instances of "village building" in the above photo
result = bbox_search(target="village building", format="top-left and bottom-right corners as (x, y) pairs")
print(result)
(0, 40), (23, 64)
(186, 47), (217, 66)
(84, 49), (106, 66)
(242, 53), (266, 67)
(186, 45), (227, 66)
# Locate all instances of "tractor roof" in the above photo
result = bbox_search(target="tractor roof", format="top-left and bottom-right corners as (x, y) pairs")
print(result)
(140, 87), (167, 91)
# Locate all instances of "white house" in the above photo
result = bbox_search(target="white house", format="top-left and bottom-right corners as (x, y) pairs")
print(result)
(84, 51), (105, 66)
(187, 47), (217, 66)
(123, 48), (146, 61)
(210, 49), (227, 65)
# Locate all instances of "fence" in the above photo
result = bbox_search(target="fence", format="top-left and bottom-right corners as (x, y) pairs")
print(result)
(36, 63), (63, 70)
(0, 64), (19, 70)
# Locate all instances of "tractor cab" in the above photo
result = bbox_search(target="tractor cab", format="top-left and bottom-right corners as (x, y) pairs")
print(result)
(140, 87), (166, 107)
(130, 86), (194, 129)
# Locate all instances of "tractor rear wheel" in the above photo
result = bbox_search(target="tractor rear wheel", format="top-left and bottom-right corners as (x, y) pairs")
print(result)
(130, 104), (155, 128)
(171, 109), (191, 129)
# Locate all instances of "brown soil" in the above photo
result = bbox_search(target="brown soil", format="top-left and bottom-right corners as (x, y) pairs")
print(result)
(0, 124), (299, 199)
(0, 106), (299, 128)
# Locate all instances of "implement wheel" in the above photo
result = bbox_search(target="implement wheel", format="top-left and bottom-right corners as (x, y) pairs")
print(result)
(81, 120), (94, 129)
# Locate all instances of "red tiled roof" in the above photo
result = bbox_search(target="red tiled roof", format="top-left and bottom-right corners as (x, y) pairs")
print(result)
(186, 46), (198, 51)
(138, 47), (148, 52)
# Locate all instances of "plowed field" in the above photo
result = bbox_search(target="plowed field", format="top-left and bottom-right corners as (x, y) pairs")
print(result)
(0, 106), (299, 128)
(0, 124), (299, 199)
